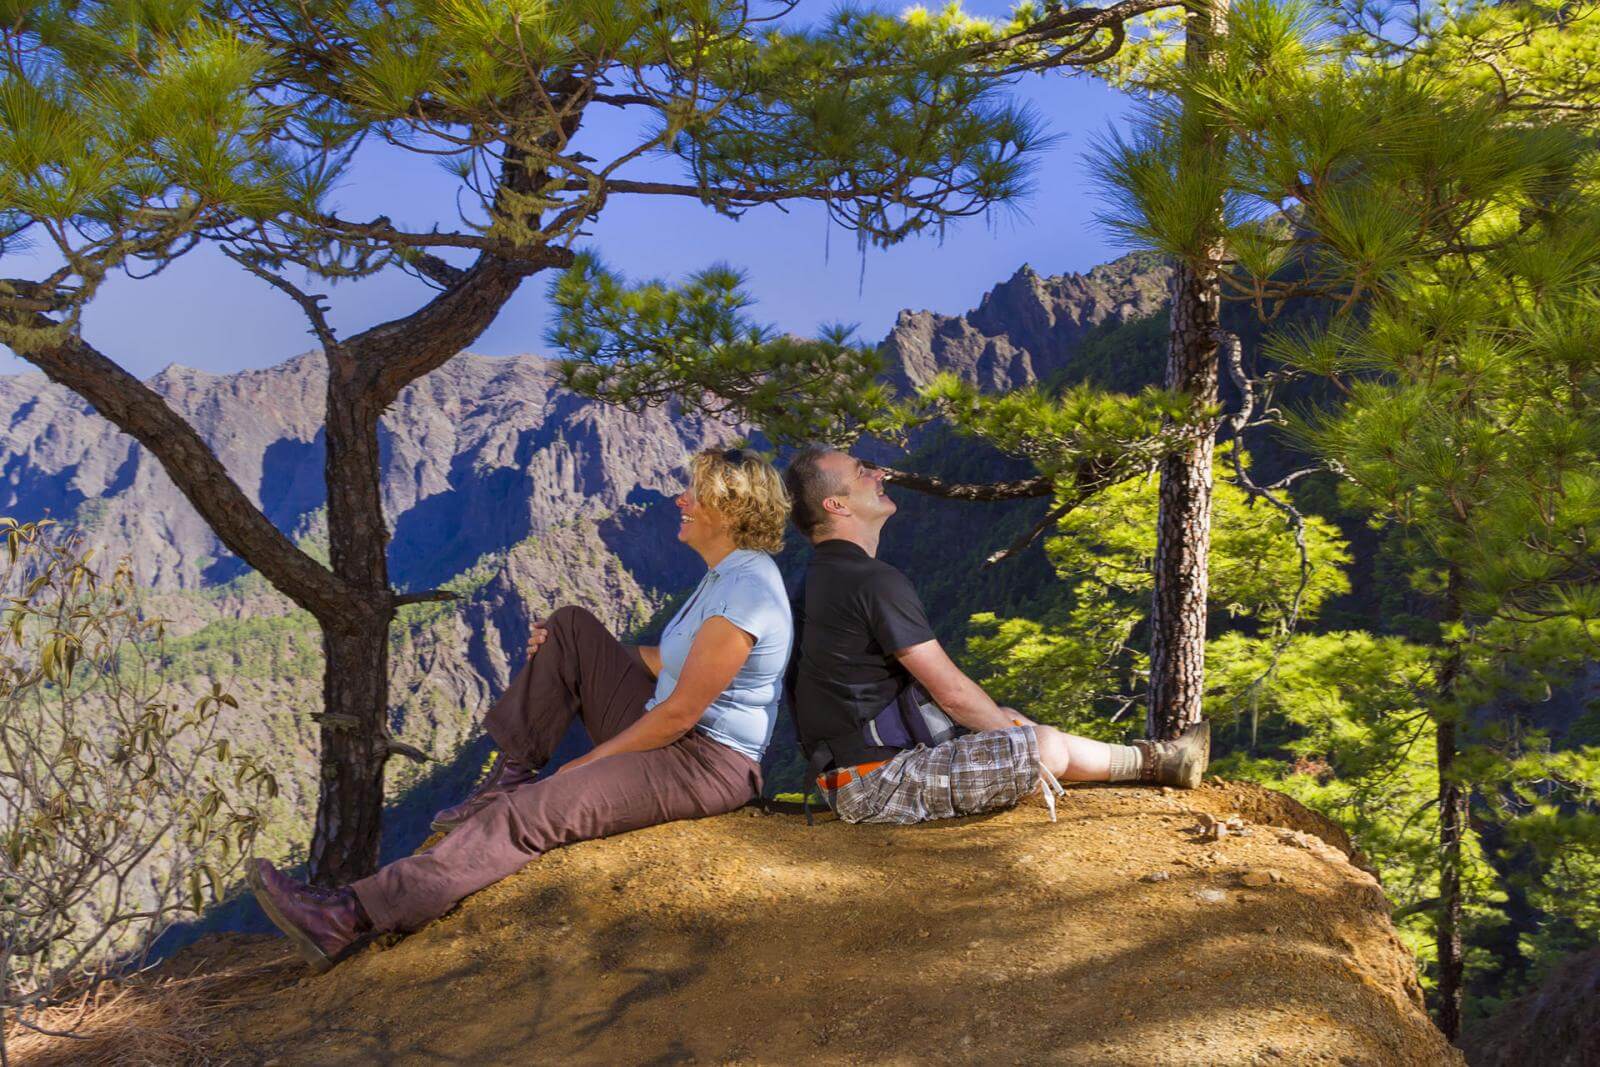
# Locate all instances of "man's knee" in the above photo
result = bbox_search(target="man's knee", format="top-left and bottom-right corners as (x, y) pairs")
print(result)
(1035, 725), (1070, 777)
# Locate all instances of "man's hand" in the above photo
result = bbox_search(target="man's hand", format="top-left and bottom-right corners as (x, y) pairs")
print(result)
(526, 619), (551, 658)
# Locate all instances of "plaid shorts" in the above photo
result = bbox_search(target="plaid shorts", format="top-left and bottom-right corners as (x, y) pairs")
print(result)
(829, 725), (1040, 825)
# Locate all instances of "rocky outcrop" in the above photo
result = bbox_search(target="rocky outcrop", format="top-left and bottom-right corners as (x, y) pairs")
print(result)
(881, 251), (1171, 393)
(10, 782), (1461, 1066)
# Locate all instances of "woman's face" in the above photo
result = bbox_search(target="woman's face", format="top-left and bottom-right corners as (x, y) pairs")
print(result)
(675, 483), (731, 551)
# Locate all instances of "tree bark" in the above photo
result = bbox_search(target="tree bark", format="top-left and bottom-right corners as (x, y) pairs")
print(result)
(1436, 710), (1466, 1041)
(0, 316), (358, 622)
(305, 356), (395, 884)
(1434, 565), (1467, 1042)
(1147, 261), (1222, 739)
(1146, 0), (1229, 740)
(312, 621), (393, 885)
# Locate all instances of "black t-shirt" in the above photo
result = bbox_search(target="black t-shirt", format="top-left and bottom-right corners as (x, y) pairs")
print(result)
(792, 539), (938, 766)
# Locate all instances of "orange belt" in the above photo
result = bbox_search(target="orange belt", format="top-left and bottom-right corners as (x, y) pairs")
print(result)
(816, 760), (888, 793)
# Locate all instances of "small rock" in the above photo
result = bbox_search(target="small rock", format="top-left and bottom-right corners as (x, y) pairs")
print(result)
(1140, 871), (1172, 883)
(918, 929), (930, 939)
(1269, 871), (1285, 883)
(1240, 870), (1275, 888)
(1160, 786), (1175, 796)
(1194, 888), (1228, 904)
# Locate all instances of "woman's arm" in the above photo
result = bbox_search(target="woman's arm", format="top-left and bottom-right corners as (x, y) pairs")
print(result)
(557, 616), (754, 772)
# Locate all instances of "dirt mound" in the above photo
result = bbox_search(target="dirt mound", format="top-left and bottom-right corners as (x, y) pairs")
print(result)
(1463, 945), (1600, 1066)
(16, 781), (1460, 1066)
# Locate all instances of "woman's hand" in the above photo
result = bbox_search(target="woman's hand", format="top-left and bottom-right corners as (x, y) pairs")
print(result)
(526, 619), (550, 659)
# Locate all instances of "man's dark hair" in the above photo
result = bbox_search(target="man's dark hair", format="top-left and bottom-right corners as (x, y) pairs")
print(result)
(783, 445), (845, 539)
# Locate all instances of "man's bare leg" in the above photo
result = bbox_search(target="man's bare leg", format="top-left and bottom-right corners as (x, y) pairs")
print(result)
(1034, 722), (1209, 788)
(1034, 725), (1140, 782)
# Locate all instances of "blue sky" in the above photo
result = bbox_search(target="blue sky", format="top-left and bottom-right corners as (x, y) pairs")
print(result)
(1, 44), (1133, 380)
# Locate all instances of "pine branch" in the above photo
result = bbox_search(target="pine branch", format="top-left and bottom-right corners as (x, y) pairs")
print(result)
(221, 250), (339, 352)
(881, 467), (1054, 501)
(393, 589), (463, 607)
(0, 308), (361, 624)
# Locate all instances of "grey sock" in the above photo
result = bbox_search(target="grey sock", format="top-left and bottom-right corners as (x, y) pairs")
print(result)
(1107, 744), (1144, 782)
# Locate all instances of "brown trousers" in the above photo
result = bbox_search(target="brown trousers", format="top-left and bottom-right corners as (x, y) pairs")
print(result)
(351, 605), (762, 932)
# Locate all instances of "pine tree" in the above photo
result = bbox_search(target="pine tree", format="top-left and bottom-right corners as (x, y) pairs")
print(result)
(1185, 9), (1600, 1033)
(0, 0), (1079, 882)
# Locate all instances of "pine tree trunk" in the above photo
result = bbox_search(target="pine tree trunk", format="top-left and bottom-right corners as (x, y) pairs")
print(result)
(1435, 565), (1466, 1041)
(311, 623), (393, 885)
(1436, 712), (1465, 1041)
(307, 363), (396, 885)
(1148, 262), (1221, 740)
(1147, 0), (1228, 741)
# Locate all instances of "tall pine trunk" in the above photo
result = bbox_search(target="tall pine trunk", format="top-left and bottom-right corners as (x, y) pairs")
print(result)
(308, 359), (396, 885)
(1434, 566), (1467, 1041)
(1147, 0), (1228, 741)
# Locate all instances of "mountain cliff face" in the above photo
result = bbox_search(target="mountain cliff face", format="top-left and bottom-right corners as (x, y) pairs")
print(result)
(881, 252), (1172, 393)
(1, 250), (1174, 597)
(0, 351), (728, 593)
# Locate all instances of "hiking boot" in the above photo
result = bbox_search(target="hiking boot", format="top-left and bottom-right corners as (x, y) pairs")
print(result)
(1134, 720), (1210, 789)
(248, 859), (371, 974)
(429, 751), (537, 833)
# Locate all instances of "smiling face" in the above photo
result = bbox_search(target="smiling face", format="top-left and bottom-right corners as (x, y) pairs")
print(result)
(816, 450), (895, 530)
(675, 484), (733, 553)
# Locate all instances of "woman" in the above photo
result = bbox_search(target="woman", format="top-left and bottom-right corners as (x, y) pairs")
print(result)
(250, 448), (794, 972)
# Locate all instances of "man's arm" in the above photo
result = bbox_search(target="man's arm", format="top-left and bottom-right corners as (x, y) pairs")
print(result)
(895, 639), (1025, 733)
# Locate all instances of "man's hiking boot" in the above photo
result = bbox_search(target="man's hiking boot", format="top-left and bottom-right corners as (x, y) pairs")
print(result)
(430, 751), (537, 833)
(248, 859), (371, 974)
(1134, 720), (1210, 789)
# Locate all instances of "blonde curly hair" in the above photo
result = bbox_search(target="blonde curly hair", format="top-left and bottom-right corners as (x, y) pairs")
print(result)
(689, 448), (790, 554)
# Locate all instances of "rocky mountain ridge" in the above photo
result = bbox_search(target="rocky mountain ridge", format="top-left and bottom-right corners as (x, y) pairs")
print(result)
(0, 249), (1172, 596)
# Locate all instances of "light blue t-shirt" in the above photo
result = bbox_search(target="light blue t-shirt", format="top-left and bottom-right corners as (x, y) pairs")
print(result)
(648, 549), (793, 762)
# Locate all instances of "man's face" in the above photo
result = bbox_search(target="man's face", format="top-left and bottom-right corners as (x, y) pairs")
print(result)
(818, 451), (895, 529)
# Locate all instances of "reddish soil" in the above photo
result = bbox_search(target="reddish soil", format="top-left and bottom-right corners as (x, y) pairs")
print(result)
(13, 781), (1462, 1066)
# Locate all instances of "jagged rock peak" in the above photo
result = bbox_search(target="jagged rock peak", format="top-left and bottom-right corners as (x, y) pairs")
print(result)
(880, 250), (1173, 394)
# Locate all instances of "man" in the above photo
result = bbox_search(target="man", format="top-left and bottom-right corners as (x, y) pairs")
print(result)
(782, 445), (1208, 825)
